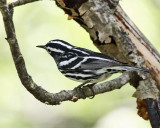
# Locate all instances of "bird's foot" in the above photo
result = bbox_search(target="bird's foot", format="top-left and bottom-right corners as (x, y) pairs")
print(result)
(74, 86), (87, 99)
(86, 83), (95, 99)
(74, 80), (93, 99)
(74, 83), (95, 99)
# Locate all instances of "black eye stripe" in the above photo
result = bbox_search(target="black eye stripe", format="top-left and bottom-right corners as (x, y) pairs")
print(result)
(47, 49), (51, 53)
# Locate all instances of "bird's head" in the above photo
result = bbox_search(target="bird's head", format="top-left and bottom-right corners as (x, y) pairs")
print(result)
(37, 39), (73, 59)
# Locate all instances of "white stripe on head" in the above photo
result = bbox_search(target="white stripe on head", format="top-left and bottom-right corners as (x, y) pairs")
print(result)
(47, 47), (64, 53)
(59, 57), (78, 66)
(50, 41), (73, 49)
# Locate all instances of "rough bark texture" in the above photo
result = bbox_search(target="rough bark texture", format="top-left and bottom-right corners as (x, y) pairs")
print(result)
(1, 0), (160, 127)
(55, 0), (159, 99)
(55, 0), (160, 127)
(145, 98), (160, 128)
(115, 5), (160, 88)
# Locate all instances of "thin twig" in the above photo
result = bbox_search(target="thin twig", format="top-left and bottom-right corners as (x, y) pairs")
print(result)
(8, 0), (40, 7)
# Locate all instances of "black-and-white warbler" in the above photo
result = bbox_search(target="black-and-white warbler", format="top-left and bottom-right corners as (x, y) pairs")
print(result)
(37, 39), (149, 98)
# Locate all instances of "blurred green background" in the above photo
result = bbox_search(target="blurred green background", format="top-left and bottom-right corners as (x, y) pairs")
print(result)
(0, 0), (160, 128)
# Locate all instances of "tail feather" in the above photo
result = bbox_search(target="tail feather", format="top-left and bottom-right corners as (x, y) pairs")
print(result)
(123, 66), (150, 73)
(109, 66), (150, 73)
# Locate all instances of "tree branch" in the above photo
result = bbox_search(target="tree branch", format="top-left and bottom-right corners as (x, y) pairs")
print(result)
(54, 0), (160, 127)
(114, 5), (160, 87)
(1, 0), (160, 127)
(8, 0), (40, 7)
(0, 0), (131, 105)
(54, 0), (159, 99)
(145, 98), (160, 128)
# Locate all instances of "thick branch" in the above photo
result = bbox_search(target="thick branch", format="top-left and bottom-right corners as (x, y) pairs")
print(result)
(55, 0), (159, 99)
(54, 0), (160, 127)
(114, 5), (160, 87)
(114, 6), (160, 127)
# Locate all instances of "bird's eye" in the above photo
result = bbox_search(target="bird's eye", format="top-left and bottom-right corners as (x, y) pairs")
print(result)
(47, 49), (51, 53)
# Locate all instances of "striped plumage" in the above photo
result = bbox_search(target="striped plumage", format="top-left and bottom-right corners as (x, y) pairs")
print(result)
(37, 39), (149, 86)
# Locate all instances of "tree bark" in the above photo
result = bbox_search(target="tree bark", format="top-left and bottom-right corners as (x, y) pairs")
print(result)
(1, 0), (160, 127)
(55, 0), (160, 127)
(56, 0), (159, 95)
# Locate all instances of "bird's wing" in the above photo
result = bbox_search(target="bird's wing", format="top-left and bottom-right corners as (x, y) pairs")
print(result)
(58, 51), (129, 71)
(78, 49), (129, 70)
(79, 56), (128, 70)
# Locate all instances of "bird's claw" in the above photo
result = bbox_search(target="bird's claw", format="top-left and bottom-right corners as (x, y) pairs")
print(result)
(74, 86), (87, 99)
(74, 83), (95, 99)
(86, 84), (95, 99)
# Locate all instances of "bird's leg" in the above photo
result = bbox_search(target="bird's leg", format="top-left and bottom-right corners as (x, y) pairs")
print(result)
(74, 80), (91, 89)
(86, 83), (96, 99)
(74, 80), (91, 99)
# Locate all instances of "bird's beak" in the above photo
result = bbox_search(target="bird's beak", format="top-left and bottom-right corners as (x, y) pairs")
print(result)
(36, 45), (46, 49)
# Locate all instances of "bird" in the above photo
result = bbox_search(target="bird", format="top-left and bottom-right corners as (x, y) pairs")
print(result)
(37, 39), (150, 98)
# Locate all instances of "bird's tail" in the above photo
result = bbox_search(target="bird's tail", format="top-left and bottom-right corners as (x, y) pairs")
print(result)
(124, 66), (150, 73)
(110, 66), (150, 73)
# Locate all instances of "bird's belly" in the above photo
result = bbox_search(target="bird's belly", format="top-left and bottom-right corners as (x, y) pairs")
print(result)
(64, 73), (112, 83)
(66, 77), (86, 83)
(91, 73), (112, 83)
